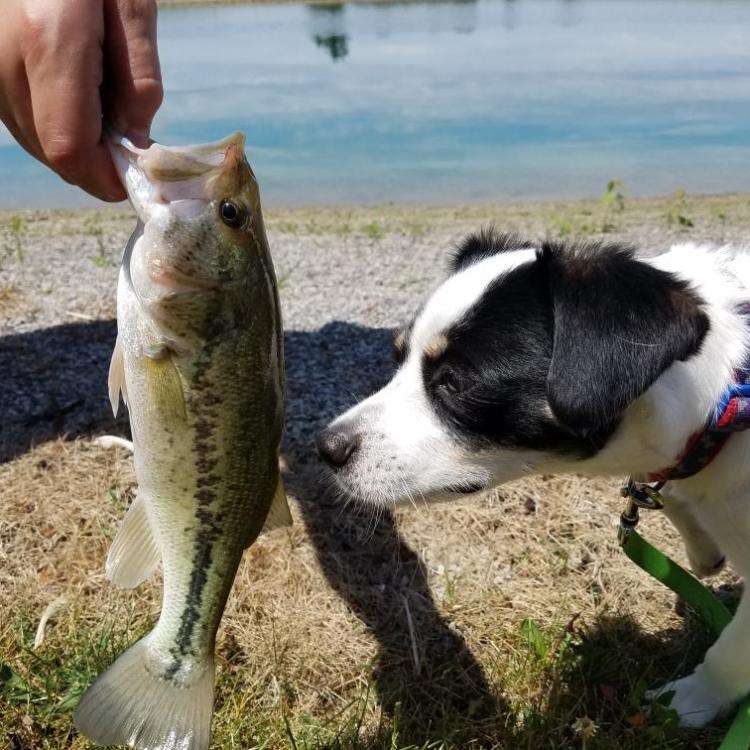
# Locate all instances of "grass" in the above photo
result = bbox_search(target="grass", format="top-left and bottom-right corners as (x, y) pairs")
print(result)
(1, 214), (28, 267)
(360, 221), (385, 240)
(665, 190), (695, 230)
(4, 193), (750, 748)
(0, 283), (22, 314)
(0, 438), (740, 749)
(2, 192), (749, 245)
(84, 218), (112, 269)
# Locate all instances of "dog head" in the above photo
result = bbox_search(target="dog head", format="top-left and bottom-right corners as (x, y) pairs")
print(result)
(316, 230), (709, 506)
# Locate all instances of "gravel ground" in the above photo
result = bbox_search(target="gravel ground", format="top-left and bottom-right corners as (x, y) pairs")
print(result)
(2, 195), (750, 465)
(3, 195), (750, 749)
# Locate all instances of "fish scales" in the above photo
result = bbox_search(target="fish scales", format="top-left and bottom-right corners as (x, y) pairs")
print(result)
(74, 132), (290, 750)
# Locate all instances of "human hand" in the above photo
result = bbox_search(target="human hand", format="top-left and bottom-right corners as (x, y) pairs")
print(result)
(0, 0), (163, 201)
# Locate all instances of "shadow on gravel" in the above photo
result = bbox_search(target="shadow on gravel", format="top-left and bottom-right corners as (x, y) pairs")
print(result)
(284, 320), (508, 747)
(0, 319), (123, 463)
(0, 318), (386, 463)
(3, 317), (505, 743)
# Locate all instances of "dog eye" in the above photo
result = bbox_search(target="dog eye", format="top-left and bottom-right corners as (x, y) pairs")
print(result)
(435, 367), (461, 395)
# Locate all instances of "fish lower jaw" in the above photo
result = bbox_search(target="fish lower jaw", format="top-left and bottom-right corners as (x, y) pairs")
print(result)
(148, 262), (219, 294)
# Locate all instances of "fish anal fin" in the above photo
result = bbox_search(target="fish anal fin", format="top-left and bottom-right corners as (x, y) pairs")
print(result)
(258, 477), (292, 540)
(106, 494), (160, 589)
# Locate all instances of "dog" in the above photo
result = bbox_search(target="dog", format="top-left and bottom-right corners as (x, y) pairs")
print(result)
(315, 229), (750, 727)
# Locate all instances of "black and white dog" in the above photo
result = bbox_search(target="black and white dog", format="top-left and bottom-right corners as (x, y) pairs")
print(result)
(316, 230), (750, 727)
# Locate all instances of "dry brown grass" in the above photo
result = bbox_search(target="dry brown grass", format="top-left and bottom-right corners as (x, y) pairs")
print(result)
(0, 284), (23, 315)
(0, 437), (740, 749)
(3, 195), (750, 748)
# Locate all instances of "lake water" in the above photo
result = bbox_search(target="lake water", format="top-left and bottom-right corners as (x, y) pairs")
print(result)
(1, 0), (749, 208)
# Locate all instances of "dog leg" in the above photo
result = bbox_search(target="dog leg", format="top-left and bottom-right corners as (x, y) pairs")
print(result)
(661, 492), (725, 578)
(647, 592), (750, 726)
(648, 491), (750, 726)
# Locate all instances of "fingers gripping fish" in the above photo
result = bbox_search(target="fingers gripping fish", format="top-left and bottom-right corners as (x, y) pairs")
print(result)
(74, 133), (291, 750)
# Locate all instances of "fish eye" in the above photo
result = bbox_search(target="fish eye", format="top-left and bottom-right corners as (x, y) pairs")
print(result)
(219, 200), (246, 229)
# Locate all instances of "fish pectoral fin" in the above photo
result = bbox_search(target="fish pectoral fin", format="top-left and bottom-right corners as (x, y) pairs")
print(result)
(258, 477), (293, 539)
(107, 336), (128, 417)
(144, 352), (188, 422)
(106, 493), (160, 589)
(74, 636), (213, 750)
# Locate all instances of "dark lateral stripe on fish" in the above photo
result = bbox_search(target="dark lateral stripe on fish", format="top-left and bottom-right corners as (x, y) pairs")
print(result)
(166, 353), (225, 672)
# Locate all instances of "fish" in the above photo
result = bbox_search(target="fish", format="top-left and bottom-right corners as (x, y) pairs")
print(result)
(73, 132), (291, 750)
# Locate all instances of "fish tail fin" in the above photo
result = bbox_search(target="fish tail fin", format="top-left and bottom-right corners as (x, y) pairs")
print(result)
(74, 636), (214, 750)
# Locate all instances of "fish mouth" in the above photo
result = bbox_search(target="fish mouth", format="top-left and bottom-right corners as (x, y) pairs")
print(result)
(108, 132), (247, 221)
(148, 261), (219, 294)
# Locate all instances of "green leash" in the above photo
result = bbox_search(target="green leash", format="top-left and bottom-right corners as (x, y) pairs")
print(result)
(619, 482), (750, 750)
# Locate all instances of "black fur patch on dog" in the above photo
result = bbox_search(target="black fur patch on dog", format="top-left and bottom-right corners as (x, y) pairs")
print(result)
(423, 258), (595, 455)
(424, 233), (710, 456)
(542, 240), (709, 441)
(451, 228), (532, 273)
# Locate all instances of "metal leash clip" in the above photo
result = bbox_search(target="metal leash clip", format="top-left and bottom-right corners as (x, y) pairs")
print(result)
(619, 477), (666, 535)
(622, 477), (666, 510)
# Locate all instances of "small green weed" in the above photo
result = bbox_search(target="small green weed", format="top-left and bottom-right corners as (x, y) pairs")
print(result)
(666, 190), (695, 230)
(1, 213), (28, 266)
(600, 179), (626, 233)
(85, 217), (109, 268)
(711, 204), (728, 239)
(711, 205), (728, 225)
(548, 214), (595, 239)
(360, 221), (384, 240)
(334, 223), (353, 237)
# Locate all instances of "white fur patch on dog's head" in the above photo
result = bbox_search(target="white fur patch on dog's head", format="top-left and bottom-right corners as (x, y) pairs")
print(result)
(317, 230), (715, 507)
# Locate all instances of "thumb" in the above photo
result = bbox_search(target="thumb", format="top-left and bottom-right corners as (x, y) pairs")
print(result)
(103, 0), (163, 146)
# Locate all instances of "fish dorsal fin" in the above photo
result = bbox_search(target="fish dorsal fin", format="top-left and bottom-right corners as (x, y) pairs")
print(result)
(106, 494), (160, 589)
(257, 477), (292, 540)
(108, 337), (128, 416)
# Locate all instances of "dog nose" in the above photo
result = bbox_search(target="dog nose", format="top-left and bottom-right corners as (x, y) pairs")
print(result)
(315, 428), (360, 469)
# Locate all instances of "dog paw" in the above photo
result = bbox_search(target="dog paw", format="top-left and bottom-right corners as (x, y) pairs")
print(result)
(688, 553), (726, 579)
(646, 668), (736, 727)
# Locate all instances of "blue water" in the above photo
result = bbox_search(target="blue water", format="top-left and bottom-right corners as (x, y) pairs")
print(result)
(1, 0), (749, 208)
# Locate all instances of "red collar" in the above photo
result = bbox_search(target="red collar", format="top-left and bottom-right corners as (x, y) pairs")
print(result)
(642, 362), (750, 483)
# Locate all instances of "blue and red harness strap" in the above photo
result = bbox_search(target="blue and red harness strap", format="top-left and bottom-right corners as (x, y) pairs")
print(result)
(644, 359), (750, 483)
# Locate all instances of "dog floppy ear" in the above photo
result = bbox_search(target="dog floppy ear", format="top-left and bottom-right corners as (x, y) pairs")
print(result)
(541, 241), (709, 442)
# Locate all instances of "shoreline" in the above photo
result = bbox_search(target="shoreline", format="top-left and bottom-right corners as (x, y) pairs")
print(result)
(2, 191), (750, 235)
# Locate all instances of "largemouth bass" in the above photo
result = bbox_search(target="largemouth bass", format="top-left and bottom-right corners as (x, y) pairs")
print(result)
(74, 133), (290, 750)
